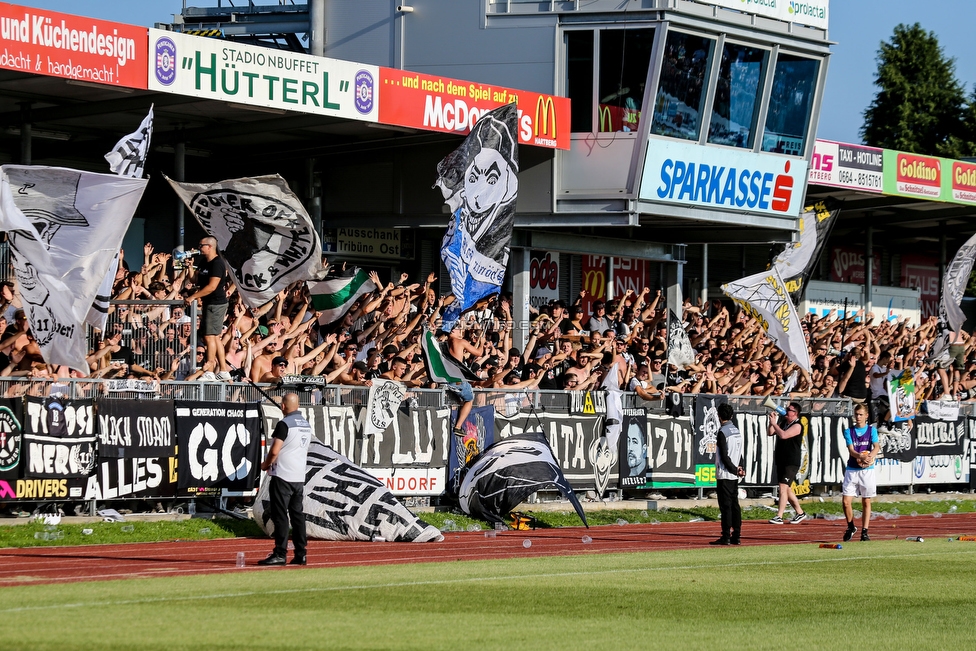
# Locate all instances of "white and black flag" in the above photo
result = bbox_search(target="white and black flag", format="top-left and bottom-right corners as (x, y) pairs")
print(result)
(436, 103), (519, 331)
(105, 105), (153, 179)
(175, 402), (262, 493)
(771, 200), (840, 305)
(458, 432), (587, 527)
(0, 166), (147, 374)
(24, 396), (96, 479)
(667, 309), (695, 369)
(364, 379), (406, 438)
(253, 439), (443, 542)
(929, 231), (976, 361)
(166, 174), (323, 310)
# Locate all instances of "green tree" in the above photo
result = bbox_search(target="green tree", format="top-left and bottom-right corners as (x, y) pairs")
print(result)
(861, 23), (967, 158)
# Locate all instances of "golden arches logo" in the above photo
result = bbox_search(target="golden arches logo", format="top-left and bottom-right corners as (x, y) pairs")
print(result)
(582, 270), (606, 298)
(598, 105), (613, 132)
(535, 96), (557, 138)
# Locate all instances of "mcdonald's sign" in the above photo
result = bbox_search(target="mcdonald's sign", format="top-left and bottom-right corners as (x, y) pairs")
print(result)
(534, 95), (557, 145)
(599, 105), (613, 133)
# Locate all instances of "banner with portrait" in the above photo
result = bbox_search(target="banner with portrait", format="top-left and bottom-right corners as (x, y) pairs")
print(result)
(619, 408), (648, 488)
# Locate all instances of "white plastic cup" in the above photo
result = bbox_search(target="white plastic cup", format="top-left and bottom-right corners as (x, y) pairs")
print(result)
(287, 541), (295, 550)
(81, 528), (93, 536)
(373, 536), (386, 543)
(522, 539), (532, 549)
(198, 528), (211, 535)
(485, 531), (497, 539)
(494, 522), (506, 531)
(581, 535), (593, 544)
(236, 552), (245, 568)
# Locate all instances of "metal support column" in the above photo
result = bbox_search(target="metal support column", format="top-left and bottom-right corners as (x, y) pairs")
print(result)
(175, 141), (186, 250)
(939, 222), (947, 296)
(701, 243), (709, 306)
(309, 0), (325, 57)
(665, 260), (684, 320)
(511, 248), (530, 352)
(865, 226), (873, 319)
(606, 257), (614, 301)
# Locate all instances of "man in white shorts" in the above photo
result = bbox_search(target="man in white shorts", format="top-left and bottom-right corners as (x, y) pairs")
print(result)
(842, 403), (880, 542)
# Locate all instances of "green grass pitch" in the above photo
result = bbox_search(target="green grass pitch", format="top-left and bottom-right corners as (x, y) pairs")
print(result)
(4, 540), (975, 650)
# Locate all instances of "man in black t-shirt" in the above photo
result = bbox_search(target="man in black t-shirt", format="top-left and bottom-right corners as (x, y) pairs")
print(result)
(766, 401), (807, 525)
(185, 237), (231, 380)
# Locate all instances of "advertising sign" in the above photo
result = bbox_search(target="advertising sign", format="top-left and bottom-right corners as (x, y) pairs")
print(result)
(377, 67), (570, 150)
(579, 255), (649, 316)
(829, 247), (880, 285)
(0, 2), (147, 88)
(336, 227), (404, 260)
(639, 138), (808, 217)
(881, 149), (976, 207)
(952, 161), (976, 203)
(808, 140), (883, 193)
(529, 251), (560, 309)
(148, 28), (378, 122)
(697, 0), (829, 30)
(900, 254), (939, 319)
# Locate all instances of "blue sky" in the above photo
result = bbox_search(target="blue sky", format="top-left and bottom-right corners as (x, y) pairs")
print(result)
(19, 1), (976, 146)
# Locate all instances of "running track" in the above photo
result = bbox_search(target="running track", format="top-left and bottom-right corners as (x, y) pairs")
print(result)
(3, 513), (975, 587)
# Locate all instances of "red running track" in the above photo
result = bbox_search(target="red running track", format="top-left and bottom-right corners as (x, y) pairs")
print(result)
(3, 513), (975, 587)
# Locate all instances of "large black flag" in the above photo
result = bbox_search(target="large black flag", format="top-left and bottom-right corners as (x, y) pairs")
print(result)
(771, 199), (840, 305)
(436, 103), (519, 330)
(458, 431), (587, 527)
(175, 401), (262, 493)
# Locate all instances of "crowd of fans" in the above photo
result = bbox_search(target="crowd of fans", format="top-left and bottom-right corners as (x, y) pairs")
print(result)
(0, 243), (973, 413)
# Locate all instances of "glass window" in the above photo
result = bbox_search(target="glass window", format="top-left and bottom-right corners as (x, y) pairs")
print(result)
(708, 43), (766, 148)
(651, 31), (715, 140)
(598, 29), (655, 133)
(762, 53), (820, 156)
(567, 31), (594, 133)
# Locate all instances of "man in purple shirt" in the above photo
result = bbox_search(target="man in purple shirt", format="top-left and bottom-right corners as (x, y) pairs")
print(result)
(842, 403), (880, 542)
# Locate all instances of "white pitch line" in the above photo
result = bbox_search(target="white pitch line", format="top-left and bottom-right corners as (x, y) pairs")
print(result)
(2, 547), (973, 614)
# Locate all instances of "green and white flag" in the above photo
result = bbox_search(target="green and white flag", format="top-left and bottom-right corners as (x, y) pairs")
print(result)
(420, 330), (479, 384)
(308, 268), (376, 325)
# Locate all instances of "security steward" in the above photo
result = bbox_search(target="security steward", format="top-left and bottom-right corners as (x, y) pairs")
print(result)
(259, 392), (311, 566)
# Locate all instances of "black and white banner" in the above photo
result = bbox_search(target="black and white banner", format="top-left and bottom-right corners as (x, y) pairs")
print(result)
(569, 390), (607, 416)
(694, 395), (727, 470)
(619, 408), (648, 488)
(930, 232), (976, 360)
(84, 456), (177, 501)
(459, 432), (587, 527)
(262, 404), (450, 496)
(105, 104), (153, 179)
(24, 396), (96, 479)
(167, 174), (323, 310)
(175, 401), (262, 493)
(494, 411), (604, 490)
(0, 399), (24, 489)
(253, 439), (443, 542)
(364, 379), (406, 438)
(878, 422), (916, 462)
(913, 415), (966, 456)
(0, 166), (147, 373)
(436, 103), (519, 330)
(646, 414), (695, 485)
(96, 399), (175, 459)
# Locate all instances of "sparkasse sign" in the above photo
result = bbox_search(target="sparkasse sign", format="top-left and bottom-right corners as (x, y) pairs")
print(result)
(0, 2), (147, 88)
(377, 67), (570, 150)
(639, 138), (808, 217)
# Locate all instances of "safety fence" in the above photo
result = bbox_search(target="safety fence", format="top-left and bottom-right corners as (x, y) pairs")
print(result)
(0, 379), (971, 511)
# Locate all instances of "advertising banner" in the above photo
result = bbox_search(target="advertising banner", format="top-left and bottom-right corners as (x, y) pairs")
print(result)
(639, 138), (808, 217)
(699, 0), (829, 30)
(23, 396), (95, 479)
(882, 149), (976, 207)
(579, 255), (649, 316)
(829, 247), (881, 285)
(148, 28), (379, 122)
(0, 2), (147, 88)
(378, 67), (570, 149)
(529, 251), (560, 309)
(175, 401), (262, 494)
(86, 456), (177, 501)
(913, 415), (966, 456)
(808, 140), (883, 193)
(693, 395), (727, 486)
(900, 254), (939, 319)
